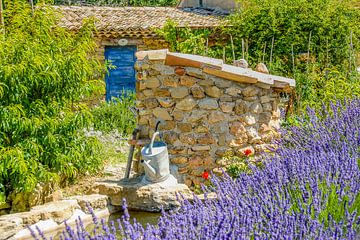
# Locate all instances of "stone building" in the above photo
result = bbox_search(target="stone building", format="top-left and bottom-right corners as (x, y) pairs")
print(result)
(134, 49), (295, 186)
(57, 6), (225, 100)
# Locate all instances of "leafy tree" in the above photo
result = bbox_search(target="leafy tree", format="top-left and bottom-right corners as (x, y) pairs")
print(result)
(53, 0), (179, 6)
(0, 0), (104, 203)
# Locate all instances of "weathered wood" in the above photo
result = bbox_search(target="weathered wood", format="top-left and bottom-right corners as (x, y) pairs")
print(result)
(165, 52), (223, 70)
(136, 49), (168, 61)
(203, 65), (258, 84)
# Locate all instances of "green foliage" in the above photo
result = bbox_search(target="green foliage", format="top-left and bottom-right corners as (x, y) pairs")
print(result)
(0, 0), (104, 199)
(53, 0), (178, 6)
(158, 1), (360, 114)
(91, 94), (136, 135)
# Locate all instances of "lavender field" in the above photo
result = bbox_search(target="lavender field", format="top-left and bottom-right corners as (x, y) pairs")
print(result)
(30, 99), (360, 239)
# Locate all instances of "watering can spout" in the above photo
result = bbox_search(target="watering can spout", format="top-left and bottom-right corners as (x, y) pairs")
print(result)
(141, 160), (157, 177)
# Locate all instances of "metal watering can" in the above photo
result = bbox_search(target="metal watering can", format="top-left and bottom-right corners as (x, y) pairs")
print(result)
(141, 131), (170, 183)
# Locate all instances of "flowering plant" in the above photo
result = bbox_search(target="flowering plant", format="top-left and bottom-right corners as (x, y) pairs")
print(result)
(31, 100), (360, 239)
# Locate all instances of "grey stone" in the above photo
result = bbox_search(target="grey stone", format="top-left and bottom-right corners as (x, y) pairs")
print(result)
(198, 78), (214, 87)
(186, 67), (204, 79)
(208, 111), (225, 124)
(89, 176), (192, 212)
(214, 77), (232, 88)
(199, 99), (218, 110)
(242, 86), (259, 97)
(225, 87), (241, 97)
(170, 87), (189, 99)
(145, 77), (161, 88)
(68, 194), (109, 214)
(220, 102), (235, 113)
(153, 108), (173, 121)
(205, 86), (222, 98)
(175, 97), (197, 111)
(190, 85), (206, 99)
(250, 102), (263, 114)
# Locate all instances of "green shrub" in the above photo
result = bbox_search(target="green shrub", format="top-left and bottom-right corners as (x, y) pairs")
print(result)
(91, 94), (136, 135)
(53, 0), (179, 6)
(0, 1), (104, 201)
(157, 1), (360, 114)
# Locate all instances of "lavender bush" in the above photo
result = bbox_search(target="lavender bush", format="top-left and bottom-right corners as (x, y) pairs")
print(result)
(31, 100), (360, 239)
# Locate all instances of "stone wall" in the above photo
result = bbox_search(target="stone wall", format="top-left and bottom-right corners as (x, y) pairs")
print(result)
(134, 52), (286, 187)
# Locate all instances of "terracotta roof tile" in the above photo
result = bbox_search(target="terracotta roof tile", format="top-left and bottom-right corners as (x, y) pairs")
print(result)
(55, 6), (224, 36)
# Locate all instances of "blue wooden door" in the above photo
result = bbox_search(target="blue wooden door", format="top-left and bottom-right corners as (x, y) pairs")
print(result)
(105, 46), (137, 101)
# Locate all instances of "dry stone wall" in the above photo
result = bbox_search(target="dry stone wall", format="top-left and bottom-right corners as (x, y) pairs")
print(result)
(135, 56), (282, 186)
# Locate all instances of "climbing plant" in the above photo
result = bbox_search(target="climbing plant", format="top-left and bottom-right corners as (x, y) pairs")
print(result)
(0, 0), (104, 201)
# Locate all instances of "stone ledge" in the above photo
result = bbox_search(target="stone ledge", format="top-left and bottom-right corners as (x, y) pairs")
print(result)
(88, 175), (192, 212)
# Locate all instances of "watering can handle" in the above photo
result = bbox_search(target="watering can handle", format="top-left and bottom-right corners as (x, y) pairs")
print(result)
(149, 132), (160, 154)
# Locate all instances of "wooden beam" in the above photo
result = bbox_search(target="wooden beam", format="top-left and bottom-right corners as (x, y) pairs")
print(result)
(203, 67), (258, 84)
(165, 52), (223, 70)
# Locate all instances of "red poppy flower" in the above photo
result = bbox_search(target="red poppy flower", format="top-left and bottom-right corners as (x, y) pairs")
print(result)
(244, 149), (252, 156)
(202, 171), (209, 180)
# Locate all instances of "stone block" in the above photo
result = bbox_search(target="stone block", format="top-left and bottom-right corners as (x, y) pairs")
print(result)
(192, 145), (211, 151)
(208, 111), (225, 124)
(175, 97), (197, 111)
(162, 76), (179, 87)
(145, 77), (161, 88)
(197, 133), (216, 144)
(68, 194), (109, 213)
(198, 99), (218, 110)
(188, 110), (208, 123)
(177, 123), (192, 133)
(242, 86), (260, 97)
(170, 156), (189, 164)
(190, 85), (205, 99)
(225, 87), (241, 96)
(175, 67), (185, 76)
(205, 86), (222, 98)
(179, 133), (196, 145)
(250, 102), (263, 114)
(235, 100), (250, 115)
(180, 75), (198, 87)
(143, 89), (154, 97)
(153, 108), (173, 121)
(198, 78), (214, 86)
(241, 113), (257, 125)
(194, 125), (209, 133)
(154, 88), (171, 97)
(170, 87), (189, 99)
(220, 102), (235, 113)
(214, 77), (232, 88)
(230, 121), (246, 136)
(144, 98), (159, 109)
(158, 98), (175, 108)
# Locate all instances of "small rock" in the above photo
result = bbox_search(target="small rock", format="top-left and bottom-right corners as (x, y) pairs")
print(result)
(250, 102), (263, 114)
(186, 67), (204, 79)
(188, 110), (208, 123)
(154, 88), (171, 97)
(230, 121), (246, 136)
(199, 99), (219, 110)
(151, 64), (175, 75)
(180, 75), (198, 87)
(176, 97), (197, 111)
(220, 94), (233, 102)
(241, 113), (257, 125)
(220, 102), (235, 113)
(145, 77), (161, 88)
(255, 63), (269, 74)
(260, 95), (271, 103)
(143, 89), (154, 97)
(233, 59), (248, 68)
(170, 87), (189, 99)
(242, 86), (259, 97)
(177, 123), (192, 133)
(192, 146), (211, 151)
(205, 86), (222, 98)
(173, 109), (185, 121)
(208, 111), (225, 124)
(179, 134), (196, 145)
(262, 103), (272, 112)
(225, 87), (241, 97)
(214, 77), (232, 88)
(170, 156), (189, 164)
(234, 100), (249, 115)
(197, 133), (216, 144)
(158, 98), (175, 108)
(162, 76), (179, 87)
(190, 85), (205, 99)
(198, 78), (214, 87)
(194, 125), (209, 133)
(175, 67), (185, 76)
(153, 108), (173, 121)
(144, 98), (159, 109)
